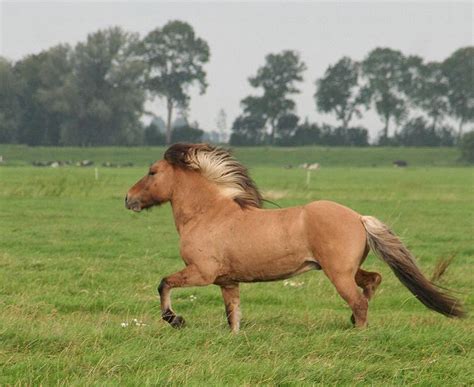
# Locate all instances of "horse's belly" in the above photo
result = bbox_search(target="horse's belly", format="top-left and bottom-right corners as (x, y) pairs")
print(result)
(223, 246), (321, 283)
(217, 210), (318, 282)
(242, 259), (321, 283)
(217, 258), (320, 284)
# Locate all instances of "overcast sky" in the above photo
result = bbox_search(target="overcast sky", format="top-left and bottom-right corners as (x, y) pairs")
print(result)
(1, 1), (472, 139)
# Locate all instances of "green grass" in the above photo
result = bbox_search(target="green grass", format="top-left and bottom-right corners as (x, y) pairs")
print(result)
(0, 144), (464, 167)
(0, 147), (473, 385)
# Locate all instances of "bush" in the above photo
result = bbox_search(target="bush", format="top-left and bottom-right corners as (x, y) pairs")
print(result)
(292, 121), (321, 146)
(230, 115), (266, 146)
(346, 127), (369, 146)
(275, 114), (299, 146)
(394, 117), (455, 146)
(377, 134), (400, 146)
(171, 125), (204, 143)
(144, 123), (166, 145)
(320, 125), (368, 146)
(437, 125), (456, 146)
(397, 117), (438, 146)
(459, 131), (474, 163)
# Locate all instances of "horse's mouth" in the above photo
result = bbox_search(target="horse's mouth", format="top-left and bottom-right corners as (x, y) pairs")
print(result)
(125, 199), (143, 212)
(125, 196), (162, 212)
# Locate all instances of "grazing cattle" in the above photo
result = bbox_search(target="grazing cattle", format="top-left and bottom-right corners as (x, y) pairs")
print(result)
(299, 162), (320, 170)
(393, 160), (408, 167)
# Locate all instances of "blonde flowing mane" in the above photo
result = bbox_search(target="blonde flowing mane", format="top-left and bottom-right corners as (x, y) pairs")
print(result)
(164, 143), (263, 208)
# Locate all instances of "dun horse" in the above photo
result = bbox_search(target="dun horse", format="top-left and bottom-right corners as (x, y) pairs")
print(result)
(125, 143), (464, 332)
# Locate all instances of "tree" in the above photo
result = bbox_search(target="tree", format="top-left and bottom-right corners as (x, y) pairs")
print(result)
(230, 114), (266, 146)
(149, 115), (166, 133)
(144, 121), (166, 145)
(241, 50), (306, 144)
(443, 47), (474, 140)
(14, 45), (73, 145)
(362, 48), (410, 139)
(0, 57), (22, 143)
(346, 127), (369, 146)
(409, 61), (450, 132)
(395, 116), (455, 146)
(171, 124), (204, 143)
(61, 27), (146, 145)
(315, 57), (368, 129)
(292, 119), (321, 145)
(459, 131), (474, 163)
(172, 112), (189, 130)
(142, 20), (210, 144)
(275, 113), (299, 145)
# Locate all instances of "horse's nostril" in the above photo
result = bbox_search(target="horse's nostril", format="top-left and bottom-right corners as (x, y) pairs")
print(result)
(125, 195), (128, 203)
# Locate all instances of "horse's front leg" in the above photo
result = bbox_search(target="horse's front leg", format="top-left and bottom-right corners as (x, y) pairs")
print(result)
(220, 285), (240, 333)
(158, 265), (215, 328)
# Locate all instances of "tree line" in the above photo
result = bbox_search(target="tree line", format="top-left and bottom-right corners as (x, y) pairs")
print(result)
(0, 21), (208, 146)
(231, 47), (473, 146)
(0, 20), (472, 147)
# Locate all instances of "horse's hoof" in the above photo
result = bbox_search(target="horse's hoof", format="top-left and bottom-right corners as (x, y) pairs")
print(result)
(170, 315), (186, 329)
(350, 315), (368, 329)
(350, 314), (355, 325)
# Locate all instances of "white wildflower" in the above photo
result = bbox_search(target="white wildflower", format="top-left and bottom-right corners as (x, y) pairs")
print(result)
(283, 280), (304, 288)
(121, 318), (147, 328)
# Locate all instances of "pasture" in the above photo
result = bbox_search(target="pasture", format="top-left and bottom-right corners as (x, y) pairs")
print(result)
(0, 146), (472, 385)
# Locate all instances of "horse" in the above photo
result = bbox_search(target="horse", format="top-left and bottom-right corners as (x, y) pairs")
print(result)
(125, 143), (464, 332)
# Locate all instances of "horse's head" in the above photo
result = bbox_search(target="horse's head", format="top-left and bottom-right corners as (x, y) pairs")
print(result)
(125, 159), (175, 212)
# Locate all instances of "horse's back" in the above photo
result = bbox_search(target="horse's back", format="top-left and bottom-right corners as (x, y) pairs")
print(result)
(304, 199), (362, 220)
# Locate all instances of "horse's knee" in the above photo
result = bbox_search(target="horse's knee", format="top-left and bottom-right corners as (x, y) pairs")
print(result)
(356, 269), (382, 300)
(373, 272), (382, 286)
(158, 278), (169, 295)
(372, 272), (382, 290)
(367, 272), (382, 295)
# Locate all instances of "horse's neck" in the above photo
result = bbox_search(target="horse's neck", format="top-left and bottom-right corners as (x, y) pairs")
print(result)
(170, 171), (233, 234)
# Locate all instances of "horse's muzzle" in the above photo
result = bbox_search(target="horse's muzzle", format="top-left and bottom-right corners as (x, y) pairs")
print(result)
(125, 195), (142, 212)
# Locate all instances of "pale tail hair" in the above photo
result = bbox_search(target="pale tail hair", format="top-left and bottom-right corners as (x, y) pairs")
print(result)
(361, 216), (465, 318)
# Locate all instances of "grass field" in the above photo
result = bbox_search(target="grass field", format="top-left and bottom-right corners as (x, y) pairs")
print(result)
(0, 144), (464, 167)
(0, 146), (473, 385)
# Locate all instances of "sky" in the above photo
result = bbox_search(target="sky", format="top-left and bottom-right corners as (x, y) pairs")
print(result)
(1, 1), (472, 140)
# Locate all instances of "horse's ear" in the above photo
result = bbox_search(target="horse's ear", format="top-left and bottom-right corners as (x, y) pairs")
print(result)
(164, 143), (191, 167)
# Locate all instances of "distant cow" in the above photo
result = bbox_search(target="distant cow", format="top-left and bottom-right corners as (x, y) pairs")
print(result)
(299, 162), (320, 170)
(393, 160), (408, 167)
(76, 160), (94, 167)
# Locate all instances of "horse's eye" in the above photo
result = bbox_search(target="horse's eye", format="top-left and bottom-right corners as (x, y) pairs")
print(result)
(148, 171), (156, 176)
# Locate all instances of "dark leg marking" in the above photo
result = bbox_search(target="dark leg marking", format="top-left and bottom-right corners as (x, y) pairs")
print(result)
(158, 279), (186, 328)
(158, 279), (167, 295)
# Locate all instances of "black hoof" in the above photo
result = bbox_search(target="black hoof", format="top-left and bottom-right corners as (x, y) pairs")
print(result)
(170, 315), (186, 329)
(350, 314), (368, 328)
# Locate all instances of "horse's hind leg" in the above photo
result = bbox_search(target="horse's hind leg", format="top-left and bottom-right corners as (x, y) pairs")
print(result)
(326, 271), (369, 328)
(355, 268), (382, 301)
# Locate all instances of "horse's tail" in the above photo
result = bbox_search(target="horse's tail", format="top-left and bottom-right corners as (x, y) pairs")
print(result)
(361, 216), (465, 318)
